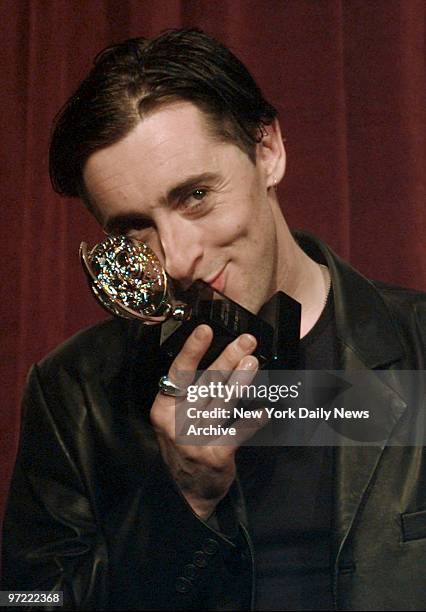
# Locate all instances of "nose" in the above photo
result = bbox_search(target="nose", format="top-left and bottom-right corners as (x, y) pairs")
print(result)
(157, 215), (203, 286)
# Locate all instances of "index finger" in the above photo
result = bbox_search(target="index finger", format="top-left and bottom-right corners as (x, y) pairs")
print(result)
(167, 324), (214, 388)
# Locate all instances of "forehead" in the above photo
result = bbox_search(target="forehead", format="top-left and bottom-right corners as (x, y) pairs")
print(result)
(83, 101), (221, 190)
(82, 100), (250, 223)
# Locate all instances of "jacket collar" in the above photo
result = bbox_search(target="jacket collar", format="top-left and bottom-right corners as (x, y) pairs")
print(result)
(294, 230), (405, 369)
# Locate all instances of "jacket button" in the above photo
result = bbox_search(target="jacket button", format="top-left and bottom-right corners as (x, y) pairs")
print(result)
(175, 577), (192, 593)
(183, 563), (198, 580)
(193, 550), (208, 567)
(203, 538), (219, 555)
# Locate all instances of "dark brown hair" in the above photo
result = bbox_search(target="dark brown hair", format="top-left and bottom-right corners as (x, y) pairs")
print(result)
(49, 28), (278, 200)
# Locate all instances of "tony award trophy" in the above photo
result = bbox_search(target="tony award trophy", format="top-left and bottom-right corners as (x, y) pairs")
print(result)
(80, 235), (301, 369)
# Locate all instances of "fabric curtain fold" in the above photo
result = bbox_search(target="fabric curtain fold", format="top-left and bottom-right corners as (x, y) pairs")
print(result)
(1, 0), (424, 523)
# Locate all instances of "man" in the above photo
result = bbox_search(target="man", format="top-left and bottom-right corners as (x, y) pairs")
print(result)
(2, 29), (425, 610)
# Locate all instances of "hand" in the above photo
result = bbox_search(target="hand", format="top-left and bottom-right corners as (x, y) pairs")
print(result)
(150, 324), (264, 520)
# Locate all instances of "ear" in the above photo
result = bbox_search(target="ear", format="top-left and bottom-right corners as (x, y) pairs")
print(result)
(256, 118), (286, 188)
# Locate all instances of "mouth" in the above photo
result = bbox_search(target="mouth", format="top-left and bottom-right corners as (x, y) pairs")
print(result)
(205, 265), (227, 293)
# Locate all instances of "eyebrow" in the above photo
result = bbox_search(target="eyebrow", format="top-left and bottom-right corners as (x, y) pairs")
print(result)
(103, 172), (220, 234)
(104, 212), (151, 235)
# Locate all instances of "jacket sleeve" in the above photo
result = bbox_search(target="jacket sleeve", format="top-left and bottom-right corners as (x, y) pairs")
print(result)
(2, 361), (252, 611)
(1, 364), (109, 610)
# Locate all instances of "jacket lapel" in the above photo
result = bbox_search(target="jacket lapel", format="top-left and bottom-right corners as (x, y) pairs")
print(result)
(332, 348), (407, 567)
(295, 233), (409, 566)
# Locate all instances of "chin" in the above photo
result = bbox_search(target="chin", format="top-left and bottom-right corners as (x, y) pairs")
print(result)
(232, 290), (262, 315)
(222, 275), (265, 313)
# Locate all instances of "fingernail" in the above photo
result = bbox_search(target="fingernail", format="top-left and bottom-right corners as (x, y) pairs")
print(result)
(238, 334), (256, 350)
(241, 357), (257, 370)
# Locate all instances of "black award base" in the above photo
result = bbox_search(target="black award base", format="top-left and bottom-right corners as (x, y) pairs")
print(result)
(159, 281), (301, 370)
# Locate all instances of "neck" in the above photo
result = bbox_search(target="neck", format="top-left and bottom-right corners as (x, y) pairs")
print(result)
(270, 203), (330, 338)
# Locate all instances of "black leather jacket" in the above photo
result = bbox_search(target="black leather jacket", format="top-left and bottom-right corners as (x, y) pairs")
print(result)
(2, 233), (426, 610)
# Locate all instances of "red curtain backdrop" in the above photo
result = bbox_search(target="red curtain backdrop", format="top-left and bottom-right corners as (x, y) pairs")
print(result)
(1, 0), (425, 520)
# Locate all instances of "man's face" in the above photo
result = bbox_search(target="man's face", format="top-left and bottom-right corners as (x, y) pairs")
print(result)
(83, 101), (281, 314)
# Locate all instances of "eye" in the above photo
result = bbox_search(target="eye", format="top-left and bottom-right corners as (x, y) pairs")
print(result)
(191, 188), (207, 201)
(181, 188), (209, 212)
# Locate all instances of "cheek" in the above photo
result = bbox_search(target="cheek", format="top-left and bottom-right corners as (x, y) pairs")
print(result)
(218, 219), (247, 246)
(207, 203), (253, 248)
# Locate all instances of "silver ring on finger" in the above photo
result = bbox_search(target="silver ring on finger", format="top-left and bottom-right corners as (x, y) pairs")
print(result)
(158, 375), (187, 397)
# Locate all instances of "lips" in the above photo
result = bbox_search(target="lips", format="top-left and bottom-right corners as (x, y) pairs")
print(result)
(206, 265), (227, 293)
